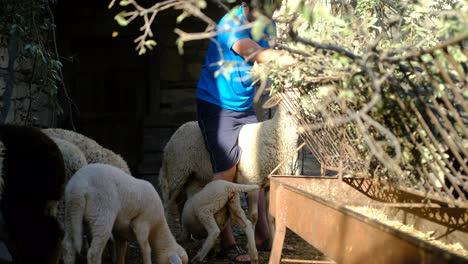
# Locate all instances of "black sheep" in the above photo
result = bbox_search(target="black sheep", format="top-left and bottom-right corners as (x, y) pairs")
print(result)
(0, 125), (66, 264)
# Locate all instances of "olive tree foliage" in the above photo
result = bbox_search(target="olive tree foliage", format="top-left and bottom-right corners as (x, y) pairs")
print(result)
(263, 0), (467, 184)
(0, 0), (76, 126)
(108, 0), (287, 55)
(110, 0), (467, 185)
(108, 0), (467, 68)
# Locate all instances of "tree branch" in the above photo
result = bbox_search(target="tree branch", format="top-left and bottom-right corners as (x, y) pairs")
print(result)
(288, 27), (361, 61)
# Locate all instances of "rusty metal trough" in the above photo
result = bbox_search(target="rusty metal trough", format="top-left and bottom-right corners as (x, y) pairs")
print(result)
(268, 176), (468, 264)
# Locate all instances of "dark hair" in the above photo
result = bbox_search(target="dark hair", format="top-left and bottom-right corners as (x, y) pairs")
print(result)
(241, 0), (252, 8)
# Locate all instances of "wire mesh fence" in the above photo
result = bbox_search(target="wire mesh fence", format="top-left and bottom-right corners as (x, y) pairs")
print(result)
(276, 34), (467, 208)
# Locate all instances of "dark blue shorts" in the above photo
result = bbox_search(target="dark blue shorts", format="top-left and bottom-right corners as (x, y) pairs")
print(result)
(197, 99), (257, 173)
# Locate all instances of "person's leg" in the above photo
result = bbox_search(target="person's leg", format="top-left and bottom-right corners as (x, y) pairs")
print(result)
(197, 100), (253, 262)
(213, 166), (237, 248)
(213, 165), (236, 182)
(213, 166), (250, 262)
(255, 188), (270, 246)
(213, 165), (237, 247)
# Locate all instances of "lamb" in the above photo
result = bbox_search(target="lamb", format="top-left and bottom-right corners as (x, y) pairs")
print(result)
(159, 93), (298, 226)
(42, 128), (131, 174)
(0, 124), (66, 264)
(62, 163), (188, 264)
(44, 129), (132, 262)
(181, 180), (260, 263)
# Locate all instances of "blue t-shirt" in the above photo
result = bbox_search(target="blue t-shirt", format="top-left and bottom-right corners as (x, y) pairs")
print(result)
(196, 6), (274, 111)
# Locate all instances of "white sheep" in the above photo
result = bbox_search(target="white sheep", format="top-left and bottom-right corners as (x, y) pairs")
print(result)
(42, 128), (131, 174)
(49, 137), (88, 181)
(159, 94), (298, 226)
(50, 137), (120, 263)
(47, 137), (88, 221)
(62, 163), (188, 264)
(181, 180), (259, 263)
(44, 129), (132, 262)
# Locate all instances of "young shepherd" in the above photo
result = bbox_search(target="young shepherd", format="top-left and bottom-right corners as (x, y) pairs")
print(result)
(181, 180), (260, 263)
(62, 163), (188, 264)
(159, 93), (298, 232)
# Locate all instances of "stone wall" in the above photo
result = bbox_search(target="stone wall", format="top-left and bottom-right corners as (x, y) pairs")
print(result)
(0, 41), (56, 127)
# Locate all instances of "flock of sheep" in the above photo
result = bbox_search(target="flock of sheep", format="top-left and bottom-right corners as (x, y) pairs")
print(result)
(0, 93), (299, 264)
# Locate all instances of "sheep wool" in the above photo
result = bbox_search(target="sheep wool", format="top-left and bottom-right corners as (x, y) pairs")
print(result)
(159, 97), (298, 223)
(50, 137), (88, 181)
(63, 163), (188, 264)
(182, 180), (260, 262)
(42, 128), (131, 174)
(47, 137), (88, 234)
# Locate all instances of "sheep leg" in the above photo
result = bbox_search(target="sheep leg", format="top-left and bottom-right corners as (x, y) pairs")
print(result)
(166, 188), (182, 224)
(87, 216), (115, 264)
(106, 236), (117, 264)
(181, 225), (191, 243)
(132, 222), (152, 264)
(228, 194), (258, 263)
(265, 188), (275, 246)
(193, 213), (220, 263)
(62, 230), (76, 264)
(113, 235), (128, 264)
(246, 190), (259, 225)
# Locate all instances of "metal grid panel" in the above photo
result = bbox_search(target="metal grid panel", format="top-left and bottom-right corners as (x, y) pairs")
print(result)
(276, 35), (468, 208)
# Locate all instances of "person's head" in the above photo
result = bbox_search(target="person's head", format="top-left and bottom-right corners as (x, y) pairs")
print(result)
(240, 0), (257, 22)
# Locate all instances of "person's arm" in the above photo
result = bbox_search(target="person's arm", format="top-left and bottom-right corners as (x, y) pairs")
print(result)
(232, 38), (295, 65)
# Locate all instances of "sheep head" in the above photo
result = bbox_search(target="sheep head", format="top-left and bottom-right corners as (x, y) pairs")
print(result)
(157, 245), (189, 264)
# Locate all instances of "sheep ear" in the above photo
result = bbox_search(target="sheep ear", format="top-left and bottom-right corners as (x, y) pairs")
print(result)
(262, 94), (282, 109)
(169, 254), (183, 264)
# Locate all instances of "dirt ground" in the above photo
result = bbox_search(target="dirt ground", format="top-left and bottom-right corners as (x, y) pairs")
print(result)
(120, 215), (327, 264)
(98, 196), (327, 264)
(169, 212), (326, 264)
(103, 150), (326, 263)
(82, 210), (327, 264)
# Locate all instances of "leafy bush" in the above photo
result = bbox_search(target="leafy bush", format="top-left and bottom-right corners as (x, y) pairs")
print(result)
(253, 0), (467, 194)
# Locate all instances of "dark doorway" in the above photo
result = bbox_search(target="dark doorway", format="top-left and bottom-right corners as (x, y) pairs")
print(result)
(53, 0), (149, 173)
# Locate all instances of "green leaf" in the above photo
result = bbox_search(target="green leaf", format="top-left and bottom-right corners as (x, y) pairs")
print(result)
(176, 38), (185, 55)
(145, 39), (157, 50)
(448, 45), (468, 62)
(317, 85), (335, 97)
(403, 150), (412, 161)
(138, 47), (146, 55)
(176, 11), (189, 24)
(301, 5), (315, 24)
(114, 11), (129, 26)
(119, 0), (131, 6)
(251, 17), (268, 41)
(214, 70), (221, 78)
(195, 0), (206, 9)
(337, 89), (354, 100)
